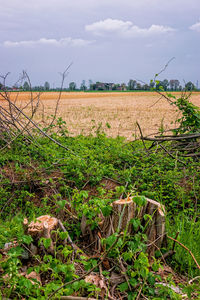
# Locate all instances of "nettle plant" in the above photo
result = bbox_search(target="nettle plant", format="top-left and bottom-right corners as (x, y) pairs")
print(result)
(154, 80), (200, 135)
(171, 94), (200, 134)
(0, 217), (101, 299)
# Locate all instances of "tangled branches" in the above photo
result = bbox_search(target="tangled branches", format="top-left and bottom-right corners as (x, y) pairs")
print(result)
(138, 90), (200, 160)
(0, 66), (72, 151)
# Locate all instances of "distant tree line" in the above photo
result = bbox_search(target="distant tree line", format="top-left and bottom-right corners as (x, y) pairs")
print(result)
(0, 79), (198, 92)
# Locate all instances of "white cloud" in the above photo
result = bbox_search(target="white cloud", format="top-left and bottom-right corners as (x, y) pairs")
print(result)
(190, 21), (200, 32)
(3, 37), (94, 47)
(85, 18), (132, 36)
(85, 18), (175, 37)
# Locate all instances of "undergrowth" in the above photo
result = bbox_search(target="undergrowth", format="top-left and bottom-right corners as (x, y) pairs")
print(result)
(0, 126), (200, 299)
(0, 92), (200, 299)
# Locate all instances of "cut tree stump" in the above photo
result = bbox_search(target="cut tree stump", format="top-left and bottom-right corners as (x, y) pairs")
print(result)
(24, 215), (58, 254)
(100, 196), (166, 256)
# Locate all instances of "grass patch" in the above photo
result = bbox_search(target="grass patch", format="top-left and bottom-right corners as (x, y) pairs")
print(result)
(0, 128), (199, 299)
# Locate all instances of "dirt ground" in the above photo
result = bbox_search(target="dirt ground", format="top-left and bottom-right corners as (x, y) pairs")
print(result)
(5, 91), (200, 139)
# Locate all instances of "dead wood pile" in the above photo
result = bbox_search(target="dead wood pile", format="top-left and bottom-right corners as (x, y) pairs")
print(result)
(0, 69), (71, 152)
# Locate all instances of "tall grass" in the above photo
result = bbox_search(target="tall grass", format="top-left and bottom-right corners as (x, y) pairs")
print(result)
(167, 213), (200, 278)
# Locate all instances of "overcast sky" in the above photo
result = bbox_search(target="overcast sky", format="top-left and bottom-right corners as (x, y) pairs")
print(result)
(1, 0), (200, 88)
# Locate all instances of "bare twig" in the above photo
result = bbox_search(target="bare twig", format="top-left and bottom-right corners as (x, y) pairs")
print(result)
(167, 235), (200, 271)
(48, 62), (73, 129)
(58, 220), (87, 258)
(143, 133), (200, 142)
(188, 276), (200, 285)
(0, 68), (83, 159)
(136, 285), (143, 300)
(119, 257), (132, 291)
(60, 297), (97, 300)
(158, 143), (186, 165)
(153, 57), (175, 82)
(136, 121), (148, 153)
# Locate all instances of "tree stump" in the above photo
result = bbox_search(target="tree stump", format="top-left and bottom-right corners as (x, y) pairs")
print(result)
(100, 196), (166, 256)
(24, 215), (58, 254)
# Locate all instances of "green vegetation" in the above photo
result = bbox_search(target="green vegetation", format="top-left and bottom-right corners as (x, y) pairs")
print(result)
(0, 92), (200, 299)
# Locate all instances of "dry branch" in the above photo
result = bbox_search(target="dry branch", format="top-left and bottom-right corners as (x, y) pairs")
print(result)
(58, 219), (88, 258)
(0, 69), (81, 155)
(60, 297), (97, 300)
(143, 133), (200, 142)
(167, 235), (200, 271)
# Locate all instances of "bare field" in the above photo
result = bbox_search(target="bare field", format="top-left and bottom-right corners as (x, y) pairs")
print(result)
(5, 91), (200, 139)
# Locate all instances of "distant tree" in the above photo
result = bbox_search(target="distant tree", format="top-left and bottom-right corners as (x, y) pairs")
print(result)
(113, 84), (120, 90)
(149, 80), (155, 89)
(0, 82), (3, 90)
(95, 82), (105, 91)
(34, 86), (44, 91)
(174, 80), (180, 91)
(162, 79), (169, 91)
(179, 85), (183, 91)
(128, 79), (137, 90)
(88, 79), (93, 90)
(44, 81), (50, 91)
(143, 84), (150, 90)
(121, 83), (127, 91)
(23, 81), (30, 91)
(80, 80), (87, 91)
(69, 82), (76, 91)
(136, 82), (142, 90)
(90, 83), (96, 90)
(185, 81), (195, 91)
(155, 81), (163, 90)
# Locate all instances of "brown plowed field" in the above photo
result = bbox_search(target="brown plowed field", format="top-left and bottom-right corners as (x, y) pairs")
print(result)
(5, 91), (200, 139)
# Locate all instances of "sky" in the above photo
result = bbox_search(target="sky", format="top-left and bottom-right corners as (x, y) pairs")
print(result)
(0, 0), (200, 88)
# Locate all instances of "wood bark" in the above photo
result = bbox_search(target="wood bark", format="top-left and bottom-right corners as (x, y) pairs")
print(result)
(24, 215), (58, 254)
(100, 197), (166, 256)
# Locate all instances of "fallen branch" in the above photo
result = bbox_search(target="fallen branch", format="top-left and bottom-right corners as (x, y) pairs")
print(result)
(60, 297), (97, 300)
(188, 276), (200, 284)
(119, 257), (131, 291)
(158, 143), (186, 165)
(162, 232), (179, 260)
(143, 133), (200, 142)
(136, 121), (148, 153)
(167, 235), (200, 271)
(58, 220), (88, 258)
(136, 285), (143, 300)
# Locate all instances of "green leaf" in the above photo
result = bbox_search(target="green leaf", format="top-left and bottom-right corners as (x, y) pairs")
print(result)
(147, 272), (156, 285)
(123, 251), (133, 261)
(144, 214), (153, 221)
(129, 277), (138, 287)
(130, 218), (140, 230)
(106, 122), (111, 128)
(59, 231), (68, 240)
(140, 266), (149, 278)
(101, 205), (112, 217)
(119, 282), (129, 292)
(22, 235), (33, 245)
(57, 199), (67, 209)
(133, 196), (147, 207)
(43, 238), (52, 249)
